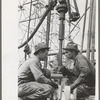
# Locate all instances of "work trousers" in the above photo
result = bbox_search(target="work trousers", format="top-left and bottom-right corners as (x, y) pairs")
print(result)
(18, 82), (54, 100)
(77, 84), (95, 99)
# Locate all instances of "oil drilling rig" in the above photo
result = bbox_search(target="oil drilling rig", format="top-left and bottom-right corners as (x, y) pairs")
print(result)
(18, 0), (96, 99)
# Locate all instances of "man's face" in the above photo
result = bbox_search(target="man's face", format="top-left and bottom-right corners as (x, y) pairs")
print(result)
(65, 50), (74, 59)
(39, 49), (48, 61)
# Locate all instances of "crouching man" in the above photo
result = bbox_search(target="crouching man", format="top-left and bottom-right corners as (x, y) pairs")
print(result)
(59, 42), (95, 100)
(18, 42), (58, 100)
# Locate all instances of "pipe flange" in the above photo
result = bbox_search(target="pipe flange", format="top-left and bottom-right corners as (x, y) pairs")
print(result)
(56, 4), (68, 13)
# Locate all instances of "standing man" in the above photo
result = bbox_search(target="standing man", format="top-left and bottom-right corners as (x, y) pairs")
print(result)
(59, 41), (95, 99)
(18, 42), (58, 100)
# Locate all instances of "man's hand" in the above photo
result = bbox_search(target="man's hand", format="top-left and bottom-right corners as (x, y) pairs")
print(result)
(50, 81), (58, 89)
(70, 84), (75, 93)
(59, 66), (67, 76)
(59, 66), (75, 76)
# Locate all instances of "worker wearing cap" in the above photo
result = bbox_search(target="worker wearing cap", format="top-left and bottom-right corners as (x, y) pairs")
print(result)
(18, 42), (58, 100)
(59, 41), (95, 99)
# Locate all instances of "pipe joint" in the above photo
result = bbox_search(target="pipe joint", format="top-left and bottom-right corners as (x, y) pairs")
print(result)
(56, 3), (68, 20)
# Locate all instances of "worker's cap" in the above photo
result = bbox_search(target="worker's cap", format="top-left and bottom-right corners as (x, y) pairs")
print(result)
(34, 42), (50, 54)
(63, 41), (79, 52)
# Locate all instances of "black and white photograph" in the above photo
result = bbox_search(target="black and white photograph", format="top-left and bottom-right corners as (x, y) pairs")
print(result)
(2, 0), (99, 100)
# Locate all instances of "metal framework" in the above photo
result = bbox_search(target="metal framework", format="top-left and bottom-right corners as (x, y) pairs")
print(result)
(18, 0), (96, 99)
(18, 0), (96, 66)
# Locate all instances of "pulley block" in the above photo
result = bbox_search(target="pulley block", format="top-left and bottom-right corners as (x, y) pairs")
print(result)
(24, 44), (31, 55)
(69, 12), (80, 22)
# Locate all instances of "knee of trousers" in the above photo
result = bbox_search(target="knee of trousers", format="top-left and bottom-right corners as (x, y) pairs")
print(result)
(43, 84), (55, 93)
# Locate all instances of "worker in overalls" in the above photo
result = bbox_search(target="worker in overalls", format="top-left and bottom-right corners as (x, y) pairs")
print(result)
(59, 41), (95, 100)
(18, 42), (58, 100)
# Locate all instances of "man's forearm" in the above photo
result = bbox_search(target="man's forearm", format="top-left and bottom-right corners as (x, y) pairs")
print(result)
(71, 76), (85, 90)
(37, 75), (58, 89)
(37, 75), (52, 83)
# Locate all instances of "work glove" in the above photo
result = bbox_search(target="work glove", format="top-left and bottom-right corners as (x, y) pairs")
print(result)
(59, 66), (75, 76)
(59, 66), (67, 76)
(49, 80), (58, 89)
(70, 84), (75, 93)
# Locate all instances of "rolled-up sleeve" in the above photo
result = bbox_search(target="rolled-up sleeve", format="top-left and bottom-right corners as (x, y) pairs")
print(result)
(71, 57), (90, 89)
(29, 62), (52, 84)
(78, 58), (90, 79)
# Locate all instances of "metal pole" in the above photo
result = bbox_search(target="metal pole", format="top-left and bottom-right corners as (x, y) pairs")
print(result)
(91, 0), (96, 66)
(81, 0), (88, 52)
(58, 19), (65, 66)
(56, 1), (68, 99)
(66, 0), (71, 36)
(47, 49), (96, 56)
(86, 0), (94, 60)
(27, 0), (32, 40)
(44, 0), (51, 68)
(19, 16), (42, 23)
(66, 0), (71, 18)
(25, 0), (32, 60)
(56, 0), (68, 66)
(73, 0), (79, 13)
(57, 0), (68, 66)
(23, 0), (36, 5)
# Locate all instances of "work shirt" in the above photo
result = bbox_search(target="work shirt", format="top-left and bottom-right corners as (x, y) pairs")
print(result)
(18, 55), (51, 85)
(18, 56), (55, 99)
(66, 52), (95, 88)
